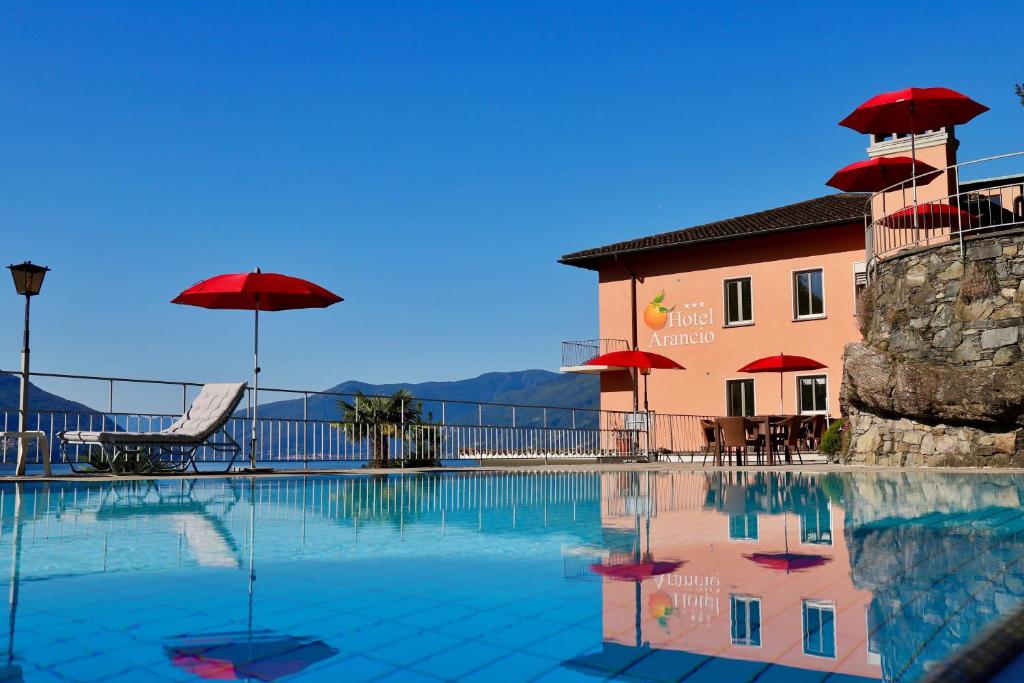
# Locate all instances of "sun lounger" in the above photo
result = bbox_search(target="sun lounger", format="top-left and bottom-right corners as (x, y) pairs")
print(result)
(59, 382), (247, 474)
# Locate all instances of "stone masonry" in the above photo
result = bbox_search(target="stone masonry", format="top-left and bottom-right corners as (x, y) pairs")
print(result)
(842, 232), (1024, 466)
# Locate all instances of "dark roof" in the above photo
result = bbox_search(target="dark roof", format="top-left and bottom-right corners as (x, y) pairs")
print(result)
(559, 192), (869, 270)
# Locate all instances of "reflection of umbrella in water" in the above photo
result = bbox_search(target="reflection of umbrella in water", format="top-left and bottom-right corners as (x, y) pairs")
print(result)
(589, 472), (683, 648)
(168, 632), (338, 681)
(745, 552), (829, 573)
(166, 480), (338, 680)
(743, 510), (830, 574)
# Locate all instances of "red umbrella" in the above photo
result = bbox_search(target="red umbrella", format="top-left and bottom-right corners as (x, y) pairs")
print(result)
(585, 350), (685, 413)
(744, 552), (830, 574)
(585, 350), (684, 372)
(738, 354), (826, 415)
(167, 633), (339, 681)
(826, 156), (938, 193)
(881, 203), (977, 230)
(590, 560), (683, 582)
(839, 87), (988, 231)
(838, 87), (988, 134)
(173, 269), (343, 468)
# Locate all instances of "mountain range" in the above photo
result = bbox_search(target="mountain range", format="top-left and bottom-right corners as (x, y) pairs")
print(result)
(246, 370), (600, 427)
(1, 369), (600, 428)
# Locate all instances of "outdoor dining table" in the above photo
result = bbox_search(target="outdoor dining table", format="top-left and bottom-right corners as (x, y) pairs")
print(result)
(712, 415), (801, 467)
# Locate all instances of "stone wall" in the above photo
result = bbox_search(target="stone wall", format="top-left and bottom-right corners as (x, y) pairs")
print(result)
(843, 232), (1024, 466)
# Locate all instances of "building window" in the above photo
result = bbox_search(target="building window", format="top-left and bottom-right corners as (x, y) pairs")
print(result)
(803, 600), (837, 658)
(797, 375), (828, 415)
(730, 595), (762, 646)
(729, 513), (758, 541)
(724, 278), (753, 326)
(853, 261), (867, 305)
(801, 502), (833, 545)
(794, 269), (825, 319)
(726, 379), (755, 417)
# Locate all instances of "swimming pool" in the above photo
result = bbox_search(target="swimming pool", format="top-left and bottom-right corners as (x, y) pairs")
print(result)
(0, 470), (1020, 682)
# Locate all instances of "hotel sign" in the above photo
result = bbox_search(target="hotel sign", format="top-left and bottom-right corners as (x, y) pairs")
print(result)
(644, 291), (716, 348)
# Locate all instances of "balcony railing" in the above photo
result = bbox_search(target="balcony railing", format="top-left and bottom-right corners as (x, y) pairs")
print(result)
(560, 338), (629, 368)
(866, 151), (1024, 270)
(0, 369), (711, 471)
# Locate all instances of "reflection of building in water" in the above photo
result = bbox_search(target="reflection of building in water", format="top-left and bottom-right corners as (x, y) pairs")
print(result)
(571, 471), (882, 681)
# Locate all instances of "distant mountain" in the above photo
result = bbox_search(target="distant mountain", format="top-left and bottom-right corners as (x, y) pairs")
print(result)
(246, 370), (600, 428)
(0, 372), (110, 457)
(0, 372), (103, 418)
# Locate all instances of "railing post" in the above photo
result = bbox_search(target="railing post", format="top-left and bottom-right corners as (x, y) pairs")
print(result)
(956, 164), (965, 258)
(400, 398), (405, 469)
(303, 392), (309, 468)
(181, 384), (187, 413)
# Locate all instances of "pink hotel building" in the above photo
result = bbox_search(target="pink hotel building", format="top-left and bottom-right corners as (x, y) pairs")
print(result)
(559, 127), (974, 421)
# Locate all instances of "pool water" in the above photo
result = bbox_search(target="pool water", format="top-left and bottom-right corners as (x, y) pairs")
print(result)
(0, 470), (1021, 682)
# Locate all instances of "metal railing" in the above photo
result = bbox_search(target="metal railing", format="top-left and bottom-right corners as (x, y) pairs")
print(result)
(0, 370), (712, 470)
(866, 151), (1024, 271)
(560, 338), (629, 367)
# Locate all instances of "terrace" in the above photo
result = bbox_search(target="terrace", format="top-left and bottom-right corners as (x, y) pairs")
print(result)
(0, 369), (714, 473)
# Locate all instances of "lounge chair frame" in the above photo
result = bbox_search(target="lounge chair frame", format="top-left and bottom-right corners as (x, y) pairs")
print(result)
(59, 382), (246, 475)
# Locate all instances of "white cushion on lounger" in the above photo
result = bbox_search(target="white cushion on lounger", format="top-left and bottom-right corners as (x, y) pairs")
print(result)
(60, 430), (202, 444)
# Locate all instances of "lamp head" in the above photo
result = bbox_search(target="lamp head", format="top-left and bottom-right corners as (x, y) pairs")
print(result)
(8, 262), (49, 296)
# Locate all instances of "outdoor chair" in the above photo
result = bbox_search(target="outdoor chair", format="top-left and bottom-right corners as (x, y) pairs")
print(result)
(59, 382), (247, 475)
(777, 415), (805, 465)
(699, 419), (718, 465)
(803, 415), (826, 450)
(716, 417), (761, 466)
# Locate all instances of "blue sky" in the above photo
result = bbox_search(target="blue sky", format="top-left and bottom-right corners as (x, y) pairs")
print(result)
(1, 1), (1022, 406)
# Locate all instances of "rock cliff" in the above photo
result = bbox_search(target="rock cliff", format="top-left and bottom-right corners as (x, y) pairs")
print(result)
(842, 234), (1024, 465)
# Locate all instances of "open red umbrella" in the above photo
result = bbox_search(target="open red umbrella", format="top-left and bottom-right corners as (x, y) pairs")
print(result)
(839, 87), (988, 231)
(173, 269), (343, 469)
(167, 633), (339, 681)
(826, 156), (938, 193)
(744, 552), (829, 574)
(590, 560), (683, 582)
(738, 354), (826, 415)
(881, 203), (977, 230)
(585, 350), (684, 413)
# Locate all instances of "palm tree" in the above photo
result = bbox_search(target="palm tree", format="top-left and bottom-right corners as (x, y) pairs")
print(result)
(334, 390), (422, 468)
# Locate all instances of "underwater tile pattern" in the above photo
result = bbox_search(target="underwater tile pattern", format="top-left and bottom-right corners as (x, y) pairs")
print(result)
(0, 470), (1022, 681)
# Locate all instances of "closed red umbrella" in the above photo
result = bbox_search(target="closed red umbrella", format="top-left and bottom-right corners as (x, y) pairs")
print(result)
(173, 269), (343, 469)
(585, 350), (684, 413)
(881, 203), (977, 230)
(826, 156), (938, 193)
(839, 87), (988, 231)
(738, 354), (826, 415)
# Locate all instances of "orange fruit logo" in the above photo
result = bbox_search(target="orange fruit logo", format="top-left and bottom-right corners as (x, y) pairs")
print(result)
(643, 291), (673, 330)
(649, 592), (675, 629)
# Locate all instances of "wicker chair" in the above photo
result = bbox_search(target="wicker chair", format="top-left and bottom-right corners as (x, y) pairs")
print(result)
(717, 417), (761, 466)
(700, 419), (718, 465)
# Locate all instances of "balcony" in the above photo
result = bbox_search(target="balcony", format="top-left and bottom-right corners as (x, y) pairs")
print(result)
(560, 339), (630, 373)
(866, 152), (1024, 269)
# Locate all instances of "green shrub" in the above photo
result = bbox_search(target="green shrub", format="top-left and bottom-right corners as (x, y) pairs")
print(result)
(819, 419), (845, 457)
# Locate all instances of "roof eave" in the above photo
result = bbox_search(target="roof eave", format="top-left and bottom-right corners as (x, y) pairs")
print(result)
(558, 215), (865, 271)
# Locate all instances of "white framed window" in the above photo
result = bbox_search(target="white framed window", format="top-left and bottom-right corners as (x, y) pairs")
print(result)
(803, 600), (837, 659)
(800, 501), (833, 545)
(853, 261), (867, 307)
(730, 595), (762, 647)
(729, 513), (758, 541)
(797, 375), (828, 415)
(794, 269), (825, 319)
(726, 379), (755, 417)
(724, 277), (753, 326)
